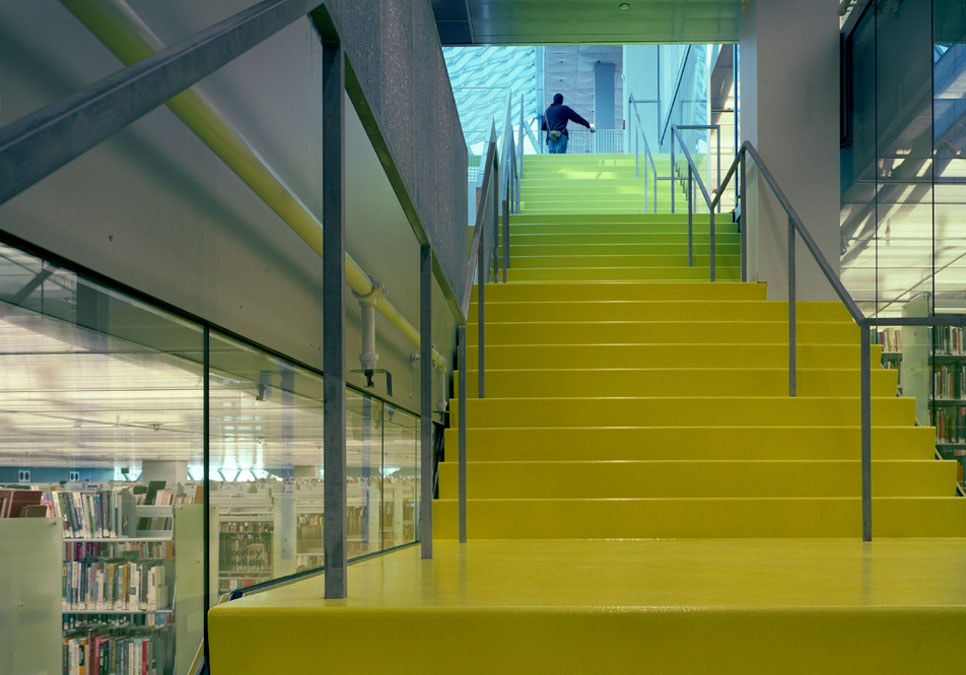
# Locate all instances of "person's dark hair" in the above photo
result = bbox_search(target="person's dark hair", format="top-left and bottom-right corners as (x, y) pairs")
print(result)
(552, 93), (564, 104)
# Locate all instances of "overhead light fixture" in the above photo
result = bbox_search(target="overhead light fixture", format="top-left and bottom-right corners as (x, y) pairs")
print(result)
(619, 2), (630, 8)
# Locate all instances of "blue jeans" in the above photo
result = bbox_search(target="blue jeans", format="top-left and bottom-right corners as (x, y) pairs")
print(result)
(548, 133), (568, 154)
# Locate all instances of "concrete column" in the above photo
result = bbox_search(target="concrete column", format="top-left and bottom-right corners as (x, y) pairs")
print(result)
(594, 61), (616, 130)
(740, 0), (840, 300)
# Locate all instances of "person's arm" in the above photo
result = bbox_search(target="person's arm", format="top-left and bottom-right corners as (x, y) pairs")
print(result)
(567, 107), (592, 129)
(540, 114), (548, 131)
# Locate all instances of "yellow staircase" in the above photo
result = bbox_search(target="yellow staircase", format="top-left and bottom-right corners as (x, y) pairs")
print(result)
(208, 153), (966, 674)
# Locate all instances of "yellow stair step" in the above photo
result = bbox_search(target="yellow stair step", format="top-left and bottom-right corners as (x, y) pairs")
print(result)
(469, 280), (765, 302)
(448, 396), (916, 427)
(455, 367), (898, 397)
(464, 320), (860, 346)
(436, 460), (958, 499)
(432, 496), (966, 538)
(465, 343), (883, 370)
(467, 299), (851, 323)
(442, 426), (937, 461)
(506, 266), (742, 281)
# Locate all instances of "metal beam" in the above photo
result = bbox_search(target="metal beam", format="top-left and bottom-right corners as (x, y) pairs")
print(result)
(321, 32), (347, 600)
(420, 245), (433, 559)
(1, 0), (317, 206)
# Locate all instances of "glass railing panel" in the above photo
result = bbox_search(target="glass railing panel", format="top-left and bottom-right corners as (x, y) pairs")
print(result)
(207, 330), (324, 594)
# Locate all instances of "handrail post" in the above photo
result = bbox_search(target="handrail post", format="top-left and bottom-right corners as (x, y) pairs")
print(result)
(419, 244), (433, 559)
(740, 150), (747, 282)
(687, 166), (693, 267)
(502, 193), (509, 283)
(671, 133), (676, 214)
(643, 140), (648, 214)
(458, 324), (467, 543)
(788, 217), (796, 397)
(478, 182), (487, 399)
(860, 324), (872, 541)
(710, 206), (716, 282)
(716, 127), (722, 214)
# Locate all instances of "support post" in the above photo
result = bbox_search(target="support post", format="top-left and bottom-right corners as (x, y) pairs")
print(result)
(709, 207), (716, 282)
(740, 151), (747, 282)
(860, 324), (872, 541)
(671, 136), (676, 214)
(419, 246), (433, 559)
(478, 195), (486, 399)
(502, 197), (509, 283)
(687, 166), (693, 267)
(458, 325), (467, 543)
(321, 36), (347, 599)
(788, 217), (796, 398)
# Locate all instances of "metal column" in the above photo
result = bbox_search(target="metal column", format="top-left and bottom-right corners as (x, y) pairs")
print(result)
(740, 152), (747, 282)
(860, 326), (872, 541)
(321, 35), (347, 599)
(458, 325), (467, 543)
(687, 167), (693, 267)
(787, 218), (796, 398)
(420, 246), (433, 559)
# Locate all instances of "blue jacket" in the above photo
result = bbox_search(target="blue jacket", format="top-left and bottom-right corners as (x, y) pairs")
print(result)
(542, 103), (592, 139)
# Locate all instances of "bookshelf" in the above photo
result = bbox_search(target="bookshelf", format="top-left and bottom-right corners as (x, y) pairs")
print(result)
(50, 483), (205, 675)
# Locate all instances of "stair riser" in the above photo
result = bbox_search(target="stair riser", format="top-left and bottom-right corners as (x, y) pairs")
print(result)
(449, 397), (915, 427)
(509, 232), (739, 243)
(470, 282), (765, 302)
(437, 461), (958, 498)
(433, 498), (966, 538)
(456, 369), (897, 398)
(441, 427), (936, 461)
(465, 322), (860, 346)
(509, 244), (741, 256)
(468, 301), (850, 323)
(507, 213), (705, 223)
(511, 255), (742, 268)
(465, 344), (883, 369)
(507, 267), (742, 281)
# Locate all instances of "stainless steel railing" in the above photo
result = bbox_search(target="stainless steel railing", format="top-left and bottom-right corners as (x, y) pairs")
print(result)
(686, 136), (966, 541)
(628, 93), (660, 213)
(458, 93), (519, 542)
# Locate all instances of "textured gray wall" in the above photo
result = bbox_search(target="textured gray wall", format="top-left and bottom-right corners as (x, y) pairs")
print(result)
(330, 0), (468, 307)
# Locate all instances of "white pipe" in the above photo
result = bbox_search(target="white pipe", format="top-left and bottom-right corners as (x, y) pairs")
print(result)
(60, 0), (447, 370)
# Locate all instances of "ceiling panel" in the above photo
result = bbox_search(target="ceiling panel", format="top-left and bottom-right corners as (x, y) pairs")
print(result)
(434, 0), (742, 45)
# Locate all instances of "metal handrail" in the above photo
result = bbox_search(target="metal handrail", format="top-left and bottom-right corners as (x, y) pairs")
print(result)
(671, 125), (717, 280)
(672, 124), (722, 213)
(628, 93), (659, 213)
(694, 138), (966, 542)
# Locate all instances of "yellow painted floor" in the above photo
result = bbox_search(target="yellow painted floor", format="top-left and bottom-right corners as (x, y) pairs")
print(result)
(221, 538), (966, 610)
(209, 539), (966, 673)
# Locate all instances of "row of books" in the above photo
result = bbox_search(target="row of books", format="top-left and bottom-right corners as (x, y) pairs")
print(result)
(53, 489), (132, 539)
(63, 559), (169, 612)
(63, 629), (166, 675)
(65, 541), (175, 563)
(935, 326), (966, 354)
(933, 364), (966, 399)
(875, 328), (902, 353)
(219, 532), (271, 574)
(63, 612), (172, 632)
(933, 406), (966, 443)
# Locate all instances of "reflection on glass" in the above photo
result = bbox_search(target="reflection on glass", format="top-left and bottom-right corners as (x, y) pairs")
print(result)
(208, 332), (324, 592)
(383, 406), (420, 549)
(0, 242), (205, 675)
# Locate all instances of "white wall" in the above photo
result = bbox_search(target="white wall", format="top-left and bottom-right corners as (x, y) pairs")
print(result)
(739, 0), (841, 301)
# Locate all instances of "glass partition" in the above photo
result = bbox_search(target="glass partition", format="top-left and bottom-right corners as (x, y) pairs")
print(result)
(0, 238), (423, 672)
(0, 241), (205, 675)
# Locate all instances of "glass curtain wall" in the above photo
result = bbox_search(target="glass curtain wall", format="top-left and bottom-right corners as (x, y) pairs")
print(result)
(0, 240), (420, 673)
(842, 0), (966, 486)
